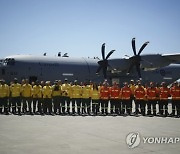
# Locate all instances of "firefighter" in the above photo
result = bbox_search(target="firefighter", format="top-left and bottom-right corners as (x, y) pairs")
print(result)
(134, 82), (146, 115)
(52, 80), (62, 115)
(121, 82), (132, 115)
(146, 82), (159, 116)
(91, 83), (100, 115)
(71, 80), (82, 115)
(100, 80), (110, 115)
(32, 80), (43, 114)
(81, 82), (91, 115)
(10, 78), (22, 115)
(61, 78), (71, 115)
(170, 82), (180, 117)
(0, 79), (9, 114)
(159, 82), (170, 117)
(42, 81), (53, 115)
(110, 82), (121, 115)
(22, 79), (32, 114)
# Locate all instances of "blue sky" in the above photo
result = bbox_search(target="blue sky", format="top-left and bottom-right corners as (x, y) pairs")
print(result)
(0, 0), (180, 59)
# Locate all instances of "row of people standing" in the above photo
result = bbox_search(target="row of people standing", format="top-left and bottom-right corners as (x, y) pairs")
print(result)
(0, 78), (179, 117)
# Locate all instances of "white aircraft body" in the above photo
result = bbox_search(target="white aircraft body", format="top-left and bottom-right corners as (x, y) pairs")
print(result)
(0, 38), (180, 84)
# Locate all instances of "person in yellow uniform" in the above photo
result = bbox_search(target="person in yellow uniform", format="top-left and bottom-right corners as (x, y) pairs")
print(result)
(61, 78), (71, 115)
(90, 83), (100, 115)
(81, 82), (91, 115)
(71, 80), (82, 115)
(42, 81), (53, 115)
(32, 80), (43, 114)
(52, 80), (62, 115)
(0, 79), (9, 114)
(10, 78), (22, 115)
(22, 79), (32, 114)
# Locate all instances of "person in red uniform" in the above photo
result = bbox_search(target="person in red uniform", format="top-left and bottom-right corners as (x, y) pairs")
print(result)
(100, 80), (110, 115)
(110, 82), (121, 115)
(159, 82), (170, 117)
(147, 82), (159, 116)
(134, 82), (146, 115)
(170, 82), (180, 117)
(121, 82), (132, 115)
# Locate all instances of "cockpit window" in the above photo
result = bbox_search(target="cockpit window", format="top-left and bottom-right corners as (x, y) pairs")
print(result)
(1, 58), (15, 65)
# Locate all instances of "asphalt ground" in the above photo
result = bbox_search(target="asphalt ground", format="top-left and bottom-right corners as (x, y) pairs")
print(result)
(0, 112), (180, 154)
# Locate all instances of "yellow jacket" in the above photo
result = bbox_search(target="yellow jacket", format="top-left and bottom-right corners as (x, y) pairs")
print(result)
(10, 83), (21, 97)
(32, 85), (42, 98)
(129, 84), (136, 95)
(81, 85), (91, 99)
(42, 86), (52, 98)
(71, 85), (82, 98)
(61, 83), (71, 97)
(52, 85), (61, 97)
(90, 88), (100, 100)
(0, 84), (9, 98)
(22, 84), (32, 97)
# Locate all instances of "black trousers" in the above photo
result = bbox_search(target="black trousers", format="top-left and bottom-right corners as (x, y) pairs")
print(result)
(92, 99), (99, 114)
(43, 98), (52, 114)
(81, 98), (91, 114)
(122, 99), (131, 114)
(72, 98), (81, 114)
(110, 99), (121, 114)
(0, 97), (8, 113)
(22, 97), (32, 113)
(135, 100), (145, 115)
(11, 97), (21, 114)
(171, 100), (180, 115)
(62, 96), (70, 113)
(147, 100), (157, 115)
(33, 98), (43, 113)
(53, 96), (61, 114)
(101, 100), (109, 114)
(159, 100), (168, 116)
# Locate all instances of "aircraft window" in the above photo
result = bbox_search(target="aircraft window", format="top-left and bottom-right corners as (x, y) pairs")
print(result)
(4, 58), (15, 65)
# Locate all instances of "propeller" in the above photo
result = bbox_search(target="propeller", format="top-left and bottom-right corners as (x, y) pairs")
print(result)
(127, 38), (149, 79)
(96, 43), (115, 79)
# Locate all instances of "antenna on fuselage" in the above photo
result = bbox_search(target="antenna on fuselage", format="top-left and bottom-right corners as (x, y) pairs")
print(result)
(58, 52), (61, 57)
(62, 53), (69, 57)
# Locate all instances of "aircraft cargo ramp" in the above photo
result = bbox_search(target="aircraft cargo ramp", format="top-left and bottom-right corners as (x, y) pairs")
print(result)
(0, 115), (179, 154)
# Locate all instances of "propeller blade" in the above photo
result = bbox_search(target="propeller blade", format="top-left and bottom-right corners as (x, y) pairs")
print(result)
(96, 66), (102, 74)
(103, 67), (107, 79)
(138, 41), (149, 55)
(101, 43), (105, 60)
(135, 63), (141, 78)
(105, 50), (115, 60)
(132, 38), (137, 56)
(127, 63), (135, 74)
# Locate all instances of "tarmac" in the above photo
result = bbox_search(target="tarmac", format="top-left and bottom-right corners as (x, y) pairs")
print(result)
(0, 113), (180, 154)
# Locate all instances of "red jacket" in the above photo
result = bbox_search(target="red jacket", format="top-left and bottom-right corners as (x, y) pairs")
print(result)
(100, 86), (110, 100)
(147, 87), (159, 100)
(135, 86), (145, 100)
(170, 86), (180, 100)
(159, 87), (170, 100)
(110, 86), (121, 99)
(121, 86), (132, 100)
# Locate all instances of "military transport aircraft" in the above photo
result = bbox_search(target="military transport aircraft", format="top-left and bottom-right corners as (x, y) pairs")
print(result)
(0, 38), (180, 85)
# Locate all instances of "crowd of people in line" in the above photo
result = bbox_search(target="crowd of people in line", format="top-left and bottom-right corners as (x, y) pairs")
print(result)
(0, 78), (180, 117)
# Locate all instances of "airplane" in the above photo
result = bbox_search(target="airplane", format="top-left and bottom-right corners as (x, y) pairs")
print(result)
(0, 38), (180, 85)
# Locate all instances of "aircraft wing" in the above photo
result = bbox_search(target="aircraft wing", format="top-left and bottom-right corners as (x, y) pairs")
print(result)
(162, 53), (180, 63)
(107, 53), (180, 72)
